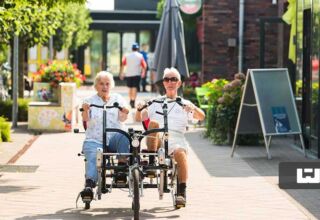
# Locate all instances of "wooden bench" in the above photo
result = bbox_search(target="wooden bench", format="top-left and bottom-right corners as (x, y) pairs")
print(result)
(195, 87), (211, 111)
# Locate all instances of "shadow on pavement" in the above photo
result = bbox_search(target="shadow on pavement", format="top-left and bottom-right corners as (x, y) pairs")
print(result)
(187, 130), (311, 177)
(187, 129), (320, 219)
(16, 207), (180, 220)
(0, 185), (38, 194)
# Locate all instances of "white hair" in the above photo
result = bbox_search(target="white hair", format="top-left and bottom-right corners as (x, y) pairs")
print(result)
(163, 67), (181, 81)
(94, 71), (115, 89)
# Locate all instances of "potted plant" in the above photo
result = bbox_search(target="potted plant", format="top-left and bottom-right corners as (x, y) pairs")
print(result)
(32, 60), (85, 102)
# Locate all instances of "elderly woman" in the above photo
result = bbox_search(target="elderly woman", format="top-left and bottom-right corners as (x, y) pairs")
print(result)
(80, 71), (130, 201)
(135, 67), (205, 207)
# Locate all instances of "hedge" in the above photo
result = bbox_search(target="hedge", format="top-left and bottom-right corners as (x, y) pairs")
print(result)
(0, 116), (11, 142)
(0, 98), (29, 121)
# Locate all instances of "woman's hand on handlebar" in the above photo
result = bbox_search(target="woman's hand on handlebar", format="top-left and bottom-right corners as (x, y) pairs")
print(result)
(135, 101), (149, 122)
(82, 103), (90, 112)
(120, 106), (129, 114)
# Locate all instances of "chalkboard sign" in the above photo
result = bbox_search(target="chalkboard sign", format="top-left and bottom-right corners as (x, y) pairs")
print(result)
(231, 68), (306, 159)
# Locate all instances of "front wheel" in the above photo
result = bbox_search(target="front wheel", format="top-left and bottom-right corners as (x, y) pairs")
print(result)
(158, 170), (164, 200)
(132, 168), (140, 220)
(84, 202), (90, 209)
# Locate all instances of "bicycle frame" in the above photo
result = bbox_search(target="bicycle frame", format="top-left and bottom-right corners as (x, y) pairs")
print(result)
(79, 97), (186, 217)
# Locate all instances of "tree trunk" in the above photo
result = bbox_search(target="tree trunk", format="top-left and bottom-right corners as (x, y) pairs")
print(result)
(18, 39), (25, 98)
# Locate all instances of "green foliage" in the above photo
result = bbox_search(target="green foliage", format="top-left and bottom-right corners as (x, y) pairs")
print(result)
(296, 79), (319, 104)
(32, 60), (85, 88)
(0, 98), (29, 121)
(53, 3), (92, 51)
(183, 86), (198, 106)
(156, 0), (165, 19)
(204, 74), (246, 145)
(0, 0), (63, 46)
(0, 43), (9, 64)
(0, 116), (11, 142)
(0, 0), (91, 50)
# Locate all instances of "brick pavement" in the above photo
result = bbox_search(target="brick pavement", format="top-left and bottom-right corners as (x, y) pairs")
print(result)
(0, 86), (319, 220)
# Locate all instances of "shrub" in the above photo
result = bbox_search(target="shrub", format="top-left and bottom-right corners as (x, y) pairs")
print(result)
(204, 73), (246, 145)
(0, 116), (11, 142)
(183, 86), (198, 106)
(0, 98), (29, 121)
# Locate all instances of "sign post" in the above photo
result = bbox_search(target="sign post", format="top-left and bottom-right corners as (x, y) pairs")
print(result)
(231, 68), (306, 159)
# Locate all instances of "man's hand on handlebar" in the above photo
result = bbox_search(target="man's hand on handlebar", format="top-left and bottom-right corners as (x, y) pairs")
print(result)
(183, 103), (196, 113)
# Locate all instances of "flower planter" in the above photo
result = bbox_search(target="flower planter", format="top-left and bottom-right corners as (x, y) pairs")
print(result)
(33, 82), (59, 102)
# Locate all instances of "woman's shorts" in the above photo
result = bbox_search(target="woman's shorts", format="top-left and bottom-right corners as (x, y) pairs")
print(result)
(166, 131), (189, 155)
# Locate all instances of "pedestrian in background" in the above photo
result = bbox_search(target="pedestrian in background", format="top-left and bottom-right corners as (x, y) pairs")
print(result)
(139, 43), (149, 92)
(120, 42), (147, 108)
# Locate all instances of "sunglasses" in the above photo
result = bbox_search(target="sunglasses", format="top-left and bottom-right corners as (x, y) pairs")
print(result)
(163, 77), (179, 82)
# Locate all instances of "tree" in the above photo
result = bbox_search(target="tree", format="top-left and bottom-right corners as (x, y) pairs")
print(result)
(0, 0), (91, 97)
(53, 3), (92, 51)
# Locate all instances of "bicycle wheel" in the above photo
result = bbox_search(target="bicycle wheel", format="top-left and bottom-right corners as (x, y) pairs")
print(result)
(132, 168), (140, 220)
(85, 201), (90, 209)
(171, 166), (181, 209)
(158, 170), (164, 200)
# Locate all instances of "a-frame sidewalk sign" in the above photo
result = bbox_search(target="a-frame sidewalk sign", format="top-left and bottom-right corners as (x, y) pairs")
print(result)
(231, 68), (306, 159)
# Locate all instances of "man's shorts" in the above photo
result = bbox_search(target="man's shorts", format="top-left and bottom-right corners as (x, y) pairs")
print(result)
(126, 76), (141, 89)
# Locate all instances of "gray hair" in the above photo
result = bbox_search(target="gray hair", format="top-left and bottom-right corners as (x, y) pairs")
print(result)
(94, 71), (115, 89)
(163, 67), (181, 81)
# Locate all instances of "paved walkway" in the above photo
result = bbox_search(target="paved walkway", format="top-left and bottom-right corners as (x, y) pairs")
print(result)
(0, 86), (319, 219)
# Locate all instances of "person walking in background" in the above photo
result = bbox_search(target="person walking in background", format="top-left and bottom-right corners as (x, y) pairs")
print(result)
(119, 42), (146, 108)
(139, 43), (149, 92)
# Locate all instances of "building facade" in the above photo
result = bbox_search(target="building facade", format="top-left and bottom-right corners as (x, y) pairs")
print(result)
(201, 0), (320, 157)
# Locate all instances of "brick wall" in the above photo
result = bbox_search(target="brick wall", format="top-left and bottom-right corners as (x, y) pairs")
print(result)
(201, 0), (280, 82)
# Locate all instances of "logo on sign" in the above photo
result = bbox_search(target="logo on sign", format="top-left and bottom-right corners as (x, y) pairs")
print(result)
(279, 162), (320, 189)
(178, 0), (202, 14)
(296, 168), (320, 184)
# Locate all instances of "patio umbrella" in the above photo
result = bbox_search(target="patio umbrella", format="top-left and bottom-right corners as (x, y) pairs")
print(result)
(153, 0), (189, 84)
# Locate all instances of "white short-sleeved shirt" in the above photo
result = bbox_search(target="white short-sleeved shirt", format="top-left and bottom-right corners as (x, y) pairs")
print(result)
(83, 93), (127, 144)
(147, 96), (194, 154)
(147, 96), (194, 133)
(122, 51), (145, 77)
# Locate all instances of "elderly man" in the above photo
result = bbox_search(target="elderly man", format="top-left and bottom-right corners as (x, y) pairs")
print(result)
(135, 67), (205, 206)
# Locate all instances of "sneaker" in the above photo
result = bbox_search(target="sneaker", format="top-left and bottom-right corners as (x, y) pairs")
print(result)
(175, 195), (186, 207)
(176, 184), (186, 207)
(81, 187), (93, 202)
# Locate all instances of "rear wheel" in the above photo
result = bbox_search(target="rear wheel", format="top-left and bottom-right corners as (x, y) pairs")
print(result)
(132, 168), (140, 220)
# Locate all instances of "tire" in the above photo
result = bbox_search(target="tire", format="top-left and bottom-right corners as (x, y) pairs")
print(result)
(174, 175), (181, 209)
(132, 168), (140, 220)
(158, 170), (164, 200)
(85, 202), (90, 209)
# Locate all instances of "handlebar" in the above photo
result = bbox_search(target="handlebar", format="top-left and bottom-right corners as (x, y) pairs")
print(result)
(137, 96), (185, 112)
(80, 102), (125, 112)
